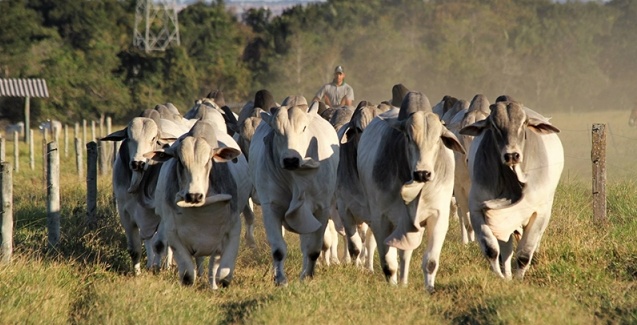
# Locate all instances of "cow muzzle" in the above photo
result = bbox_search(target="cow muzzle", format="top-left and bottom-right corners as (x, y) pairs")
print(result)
(130, 160), (146, 172)
(412, 170), (432, 183)
(283, 157), (300, 170)
(503, 152), (521, 165)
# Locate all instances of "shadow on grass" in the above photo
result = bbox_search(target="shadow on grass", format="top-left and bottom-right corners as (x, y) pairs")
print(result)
(219, 295), (274, 325)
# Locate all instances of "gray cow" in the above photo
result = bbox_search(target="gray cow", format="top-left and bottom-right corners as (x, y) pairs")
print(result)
(460, 99), (564, 280)
(357, 92), (465, 293)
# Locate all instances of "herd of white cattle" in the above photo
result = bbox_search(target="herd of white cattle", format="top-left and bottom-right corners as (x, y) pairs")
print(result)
(100, 84), (564, 293)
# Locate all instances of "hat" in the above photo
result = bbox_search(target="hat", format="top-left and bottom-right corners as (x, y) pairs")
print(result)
(334, 65), (344, 74)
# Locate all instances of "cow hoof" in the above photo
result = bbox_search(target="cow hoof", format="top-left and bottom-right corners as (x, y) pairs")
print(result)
(274, 276), (288, 287)
(150, 265), (160, 275)
(426, 285), (436, 294)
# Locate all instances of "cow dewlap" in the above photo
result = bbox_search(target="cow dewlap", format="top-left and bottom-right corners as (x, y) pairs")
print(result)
(284, 192), (322, 234)
(484, 198), (536, 242)
(401, 180), (424, 204)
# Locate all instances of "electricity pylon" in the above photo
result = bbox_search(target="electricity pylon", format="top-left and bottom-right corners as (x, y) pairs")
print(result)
(133, 0), (181, 52)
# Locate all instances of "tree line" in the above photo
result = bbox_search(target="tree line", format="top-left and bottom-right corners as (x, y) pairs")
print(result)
(1, 0), (635, 125)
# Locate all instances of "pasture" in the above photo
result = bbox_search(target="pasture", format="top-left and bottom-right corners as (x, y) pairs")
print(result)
(1, 109), (636, 324)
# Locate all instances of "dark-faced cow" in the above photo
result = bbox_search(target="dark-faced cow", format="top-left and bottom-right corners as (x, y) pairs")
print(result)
(336, 100), (389, 269)
(357, 92), (465, 293)
(249, 101), (339, 286)
(459, 99), (564, 280)
(146, 120), (251, 288)
(445, 94), (491, 244)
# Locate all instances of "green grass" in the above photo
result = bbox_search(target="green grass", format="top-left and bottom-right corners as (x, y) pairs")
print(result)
(1, 112), (637, 324)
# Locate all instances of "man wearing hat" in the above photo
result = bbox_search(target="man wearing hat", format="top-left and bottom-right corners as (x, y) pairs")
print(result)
(312, 65), (354, 107)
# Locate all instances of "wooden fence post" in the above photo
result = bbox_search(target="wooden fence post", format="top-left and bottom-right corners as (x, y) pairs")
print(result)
(87, 142), (98, 228)
(0, 137), (5, 162)
(46, 142), (60, 249)
(592, 123), (606, 223)
(1, 162), (13, 264)
(75, 138), (84, 179)
(13, 131), (19, 172)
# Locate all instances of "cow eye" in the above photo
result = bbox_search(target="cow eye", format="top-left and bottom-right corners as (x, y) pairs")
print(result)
(303, 126), (307, 132)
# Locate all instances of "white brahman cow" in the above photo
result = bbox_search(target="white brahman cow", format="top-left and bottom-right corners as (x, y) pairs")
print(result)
(101, 109), (188, 275)
(357, 92), (465, 293)
(459, 99), (564, 280)
(146, 119), (251, 288)
(184, 97), (256, 246)
(249, 100), (339, 286)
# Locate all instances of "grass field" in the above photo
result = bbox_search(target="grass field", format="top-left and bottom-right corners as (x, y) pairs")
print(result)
(1, 109), (636, 324)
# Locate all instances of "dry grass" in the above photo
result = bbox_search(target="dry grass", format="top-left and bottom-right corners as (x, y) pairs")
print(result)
(1, 111), (636, 324)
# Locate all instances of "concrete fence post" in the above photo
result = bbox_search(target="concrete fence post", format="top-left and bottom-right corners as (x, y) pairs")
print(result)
(75, 138), (84, 179)
(13, 131), (19, 172)
(46, 142), (60, 249)
(1, 162), (13, 264)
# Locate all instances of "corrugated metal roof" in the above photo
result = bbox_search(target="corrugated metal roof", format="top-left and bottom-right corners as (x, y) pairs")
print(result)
(0, 78), (49, 98)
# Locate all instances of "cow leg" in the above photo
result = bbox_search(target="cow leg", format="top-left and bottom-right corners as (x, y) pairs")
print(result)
(372, 215), (398, 285)
(150, 224), (165, 273)
(150, 222), (174, 273)
(399, 249), (413, 286)
(328, 204), (344, 265)
(242, 199), (256, 248)
(455, 186), (474, 244)
(321, 219), (339, 266)
(209, 254), (221, 290)
(217, 218), (242, 287)
(300, 214), (328, 281)
(262, 203), (288, 286)
(321, 220), (333, 266)
(143, 237), (156, 270)
(363, 225), (376, 272)
(422, 210), (449, 293)
(338, 201), (363, 266)
(171, 242), (196, 286)
(498, 236), (514, 280)
(119, 210), (142, 276)
(514, 211), (549, 279)
(196, 257), (205, 277)
(471, 210), (505, 279)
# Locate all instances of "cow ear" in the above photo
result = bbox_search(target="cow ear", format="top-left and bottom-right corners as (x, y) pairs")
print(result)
(441, 129), (466, 154)
(101, 128), (127, 141)
(144, 149), (173, 162)
(260, 110), (273, 125)
(386, 118), (405, 132)
(339, 126), (352, 144)
(527, 118), (560, 134)
(308, 101), (321, 115)
(212, 147), (242, 163)
(459, 119), (488, 136)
